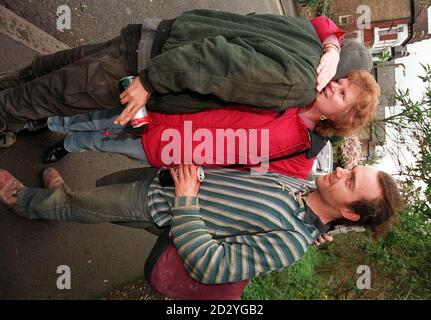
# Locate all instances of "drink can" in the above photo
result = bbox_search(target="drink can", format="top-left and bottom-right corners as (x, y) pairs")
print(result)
(159, 166), (205, 187)
(130, 107), (152, 128)
(119, 76), (135, 92)
(119, 76), (152, 128)
(196, 166), (205, 182)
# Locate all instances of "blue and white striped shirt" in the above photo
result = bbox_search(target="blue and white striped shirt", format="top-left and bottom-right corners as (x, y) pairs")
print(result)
(147, 168), (326, 284)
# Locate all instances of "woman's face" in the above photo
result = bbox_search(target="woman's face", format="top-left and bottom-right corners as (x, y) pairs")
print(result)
(313, 79), (359, 120)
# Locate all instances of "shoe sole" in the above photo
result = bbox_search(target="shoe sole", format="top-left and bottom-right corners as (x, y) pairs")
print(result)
(0, 133), (16, 148)
(0, 169), (24, 206)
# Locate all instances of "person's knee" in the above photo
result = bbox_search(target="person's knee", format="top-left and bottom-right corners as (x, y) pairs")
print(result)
(47, 116), (68, 134)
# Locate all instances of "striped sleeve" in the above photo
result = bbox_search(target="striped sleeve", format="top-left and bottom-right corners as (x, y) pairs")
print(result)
(170, 196), (309, 284)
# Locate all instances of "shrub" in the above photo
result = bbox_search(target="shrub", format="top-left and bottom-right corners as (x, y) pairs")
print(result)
(242, 247), (329, 299)
(362, 207), (431, 299)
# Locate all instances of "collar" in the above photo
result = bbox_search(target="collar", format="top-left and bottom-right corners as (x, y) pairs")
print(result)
(284, 186), (330, 234)
(306, 129), (328, 159)
(303, 205), (330, 234)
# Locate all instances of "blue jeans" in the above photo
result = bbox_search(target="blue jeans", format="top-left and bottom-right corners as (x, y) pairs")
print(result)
(16, 169), (160, 230)
(48, 106), (148, 163)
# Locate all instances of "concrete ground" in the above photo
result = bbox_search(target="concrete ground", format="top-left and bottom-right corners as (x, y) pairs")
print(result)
(0, 0), (286, 46)
(0, 33), (154, 299)
(0, 0), (297, 299)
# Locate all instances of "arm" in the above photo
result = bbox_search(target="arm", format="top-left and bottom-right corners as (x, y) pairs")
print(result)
(311, 16), (346, 92)
(170, 199), (308, 284)
(310, 16), (345, 46)
(170, 165), (308, 284)
(115, 37), (294, 125)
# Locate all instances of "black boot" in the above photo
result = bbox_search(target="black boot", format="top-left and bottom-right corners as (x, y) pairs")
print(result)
(0, 132), (16, 149)
(23, 119), (48, 133)
(43, 141), (69, 164)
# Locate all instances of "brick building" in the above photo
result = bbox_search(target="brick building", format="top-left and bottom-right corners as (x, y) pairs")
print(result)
(410, 0), (431, 44)
(329, 0), (412, 53)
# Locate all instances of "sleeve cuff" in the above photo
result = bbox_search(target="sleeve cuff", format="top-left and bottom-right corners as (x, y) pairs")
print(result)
(310, 16), (345, 47)
(139, 69), (156, 94)
(174, 196), (199, 208)
(322, 34), (340, 47)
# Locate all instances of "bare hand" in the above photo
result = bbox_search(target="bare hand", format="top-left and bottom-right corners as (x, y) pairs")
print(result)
(316, 48), (340, 92)
(115, 77), (150, 126)
(314, 233), (334, 246)
(171, 164), (200, 197)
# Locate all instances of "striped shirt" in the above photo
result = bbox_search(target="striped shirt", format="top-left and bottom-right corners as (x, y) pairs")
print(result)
(146, 168), (326, 284)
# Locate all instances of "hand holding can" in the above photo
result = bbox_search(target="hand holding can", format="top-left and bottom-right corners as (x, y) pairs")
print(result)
(119, 76), (152, 128)
(170, 165), (203, 197)
(159, 165), (205, 187)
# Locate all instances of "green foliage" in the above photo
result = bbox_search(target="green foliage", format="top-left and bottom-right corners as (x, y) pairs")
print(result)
(329, 136), (344, 168)
(376, 63), (431, 216)
(298, 0), (334, 19)
(242, 247), (330, 299)
(374, 48), (392, 65)
(362, 208), (431, 299)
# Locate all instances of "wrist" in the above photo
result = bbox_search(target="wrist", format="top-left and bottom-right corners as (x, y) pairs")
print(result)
(139, 70), (155, 94)
(174, 196), (199, 208)
(323, 43), (340, 54)
(175, 192), (198, 197)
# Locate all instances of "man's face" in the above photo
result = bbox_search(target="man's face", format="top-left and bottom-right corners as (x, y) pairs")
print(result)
(314, 79), (359, 119)
(315, 166), (382, 212)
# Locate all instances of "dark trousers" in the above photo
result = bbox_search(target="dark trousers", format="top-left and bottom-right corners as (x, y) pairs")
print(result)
(0, 37), (129, 132)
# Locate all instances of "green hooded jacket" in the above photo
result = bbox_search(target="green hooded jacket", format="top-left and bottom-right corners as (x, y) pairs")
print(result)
(142, 9), (323, 112)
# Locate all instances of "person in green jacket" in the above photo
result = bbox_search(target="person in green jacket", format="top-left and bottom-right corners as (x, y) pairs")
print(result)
(0, 10), (372, 147)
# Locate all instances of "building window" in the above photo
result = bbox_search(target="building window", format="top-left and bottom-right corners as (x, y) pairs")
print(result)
(339, 15), (352, 26)
(372, 24), (409, 53)
(378, 26), (403, 36)
(344, 29), (364, 44)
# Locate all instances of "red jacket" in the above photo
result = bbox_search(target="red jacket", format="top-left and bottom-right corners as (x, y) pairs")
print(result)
(141, 107), (314, 179)
(310, 16), (345, 46)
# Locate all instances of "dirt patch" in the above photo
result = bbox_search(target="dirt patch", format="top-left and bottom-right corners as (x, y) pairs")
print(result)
(101, 278), (173, 300)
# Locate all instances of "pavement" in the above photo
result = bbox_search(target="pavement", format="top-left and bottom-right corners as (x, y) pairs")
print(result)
(0, 0), (288, 47)
(0, 0), (297, 299)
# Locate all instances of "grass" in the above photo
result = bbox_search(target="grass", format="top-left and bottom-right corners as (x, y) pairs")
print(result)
(242, 246), (329, 300)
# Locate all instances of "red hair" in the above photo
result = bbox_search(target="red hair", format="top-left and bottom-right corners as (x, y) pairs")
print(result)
(315, 70), (381, 137)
